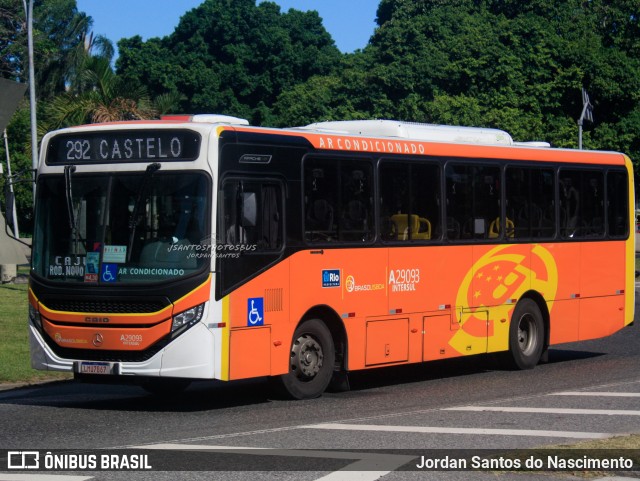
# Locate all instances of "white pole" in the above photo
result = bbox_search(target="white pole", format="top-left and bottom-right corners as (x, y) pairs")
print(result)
(578, 122), (583, 150)
(577, 101), (589, 150)
(23, 0), (37, 195)
(3, 129), (20, 236)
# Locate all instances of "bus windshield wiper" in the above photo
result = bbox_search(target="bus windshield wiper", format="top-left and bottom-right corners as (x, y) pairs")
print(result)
(64, 165), (80, 254)
(127, 162), (161, 261)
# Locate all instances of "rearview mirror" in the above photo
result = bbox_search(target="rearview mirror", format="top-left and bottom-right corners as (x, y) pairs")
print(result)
(241, 192), (257, 227)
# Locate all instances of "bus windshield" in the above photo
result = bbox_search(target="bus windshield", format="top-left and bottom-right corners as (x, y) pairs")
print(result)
(32, 171), (210, 284)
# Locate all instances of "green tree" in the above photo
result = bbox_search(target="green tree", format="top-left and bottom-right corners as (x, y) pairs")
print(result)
(116, 0), (342, 124)
(278, 0), (640, 166)
(1, 0), (146, 235)
(42, 56), (156, 130)
(2, 106), (34, 235)
(0, 0), (25, 81)
(0, 0), (101, 98)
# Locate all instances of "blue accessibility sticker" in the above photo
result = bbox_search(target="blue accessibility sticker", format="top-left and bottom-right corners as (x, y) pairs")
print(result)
(247, 297), (264, 326)
(100, 263), (118, 283)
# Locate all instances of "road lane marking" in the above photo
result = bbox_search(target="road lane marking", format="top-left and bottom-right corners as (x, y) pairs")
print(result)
(303, 423), (610, 439)
(133, 443), (414, 481)
(444, 406), (640, 416)
(552, 392), (640, 397)
(122, 425), (305, 445)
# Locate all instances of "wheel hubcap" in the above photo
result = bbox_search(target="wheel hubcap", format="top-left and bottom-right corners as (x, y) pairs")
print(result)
(518, 314), (538, 356)
(291, 334), (323, 379)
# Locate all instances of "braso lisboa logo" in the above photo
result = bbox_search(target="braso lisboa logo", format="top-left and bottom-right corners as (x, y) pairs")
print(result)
(344, 275), (384, 293)
(449, 244), (558, 353)
(346, 275), (355, 293)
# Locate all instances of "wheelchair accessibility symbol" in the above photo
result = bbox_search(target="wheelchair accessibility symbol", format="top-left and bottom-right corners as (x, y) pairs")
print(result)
(100, 263), (118, 283)
(247, 297), (264, 326)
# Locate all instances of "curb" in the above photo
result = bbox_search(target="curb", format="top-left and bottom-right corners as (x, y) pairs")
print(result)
(0, 378), (72, 392)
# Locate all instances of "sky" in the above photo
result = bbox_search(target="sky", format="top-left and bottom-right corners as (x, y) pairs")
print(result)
(75, 0), (379, 55)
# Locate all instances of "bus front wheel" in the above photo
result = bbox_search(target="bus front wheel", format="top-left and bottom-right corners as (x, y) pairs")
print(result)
(507, 299), (544, 370)
(280, 319), (335, 400)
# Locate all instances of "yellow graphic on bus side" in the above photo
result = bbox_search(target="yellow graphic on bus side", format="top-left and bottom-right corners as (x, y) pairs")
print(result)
(451, 244), (558, 354)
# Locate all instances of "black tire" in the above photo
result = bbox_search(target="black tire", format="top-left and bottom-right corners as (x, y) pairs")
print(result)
(280, 319), (335, 400)
(140, 378), (191, 396)
(507, 299), (545, 370)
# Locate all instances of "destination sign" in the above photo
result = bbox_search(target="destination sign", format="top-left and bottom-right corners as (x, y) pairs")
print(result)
(46, 130), (201, 164)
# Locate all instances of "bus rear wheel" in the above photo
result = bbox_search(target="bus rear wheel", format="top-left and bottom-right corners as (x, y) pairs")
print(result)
(507, 299), (544, 370)
(280, 319), (335, 400)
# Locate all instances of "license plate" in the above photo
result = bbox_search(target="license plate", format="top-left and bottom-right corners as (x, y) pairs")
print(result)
(77, 361), (115, 375)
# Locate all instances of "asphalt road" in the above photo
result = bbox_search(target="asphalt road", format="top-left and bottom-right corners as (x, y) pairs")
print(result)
(0, 292), (639, 481)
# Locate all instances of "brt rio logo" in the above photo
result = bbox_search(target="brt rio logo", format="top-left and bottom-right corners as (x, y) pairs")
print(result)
(322, 269), (341, 288)
(450, 244), (558, 353)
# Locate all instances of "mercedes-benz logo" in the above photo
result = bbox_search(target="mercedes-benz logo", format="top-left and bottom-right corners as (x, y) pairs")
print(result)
(92, 333), (104, 347)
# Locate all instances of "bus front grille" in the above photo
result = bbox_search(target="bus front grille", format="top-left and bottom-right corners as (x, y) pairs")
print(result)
(41, 298), (170, 314)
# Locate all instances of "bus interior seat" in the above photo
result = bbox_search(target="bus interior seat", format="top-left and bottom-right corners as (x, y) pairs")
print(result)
(515, 204), (543, 238)
(445, 216), (461, 240)
(391, 214), (431, 240)
(462, 217), (486, 238)
(306, 198), (334, 232)
(342, 200), (368, 231)
(488, 217), (515, 239)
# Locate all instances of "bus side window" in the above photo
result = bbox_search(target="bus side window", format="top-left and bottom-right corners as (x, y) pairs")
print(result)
(379, 162), (408, 241)
(304, 165), (337, 242)
(339, 167), (373, 242)
(584, 172), (604, 237)
(410, 163), (440, 240)
(506, 167), (555, 240)
(560, 169), (604, 239)
(304, 158), (373, 243)
(379, 160), (439, 242)
(607, 170), (628, 238)
(446, 163), (500, 240)
(221, 180), (283, 250)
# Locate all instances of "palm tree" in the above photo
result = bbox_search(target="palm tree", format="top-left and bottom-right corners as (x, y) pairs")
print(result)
(43, 53), (157, 130)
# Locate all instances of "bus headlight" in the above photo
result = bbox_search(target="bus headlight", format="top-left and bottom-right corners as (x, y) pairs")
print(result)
(171, 304), (205, 335)
(28, 303), (42, 330)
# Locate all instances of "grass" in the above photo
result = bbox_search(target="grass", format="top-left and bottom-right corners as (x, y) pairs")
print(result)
(555, 433), (640, 450)
(0, 282), (71, 384)
(500, 434), (640, 478)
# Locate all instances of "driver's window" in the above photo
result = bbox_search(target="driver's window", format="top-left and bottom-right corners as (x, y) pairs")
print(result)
(221, 179), (283, 251)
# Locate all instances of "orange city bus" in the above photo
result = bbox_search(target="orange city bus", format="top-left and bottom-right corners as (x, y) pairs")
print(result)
(28, 116), (635, 399)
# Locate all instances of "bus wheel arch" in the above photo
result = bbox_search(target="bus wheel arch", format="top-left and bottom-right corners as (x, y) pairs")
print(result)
(506, 293), (548, 370)
(279, 306), (345, 399)
(302, 305), (347, 371)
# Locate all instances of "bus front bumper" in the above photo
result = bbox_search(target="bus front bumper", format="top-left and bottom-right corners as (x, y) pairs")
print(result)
(29, 321), (217, 380)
